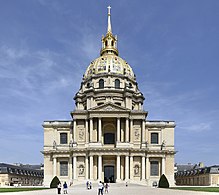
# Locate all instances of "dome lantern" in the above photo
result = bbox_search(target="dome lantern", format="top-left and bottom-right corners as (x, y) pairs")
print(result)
(100, 6), (119, 56)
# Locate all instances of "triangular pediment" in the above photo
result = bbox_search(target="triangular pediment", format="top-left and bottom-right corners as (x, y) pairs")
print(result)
(89, 102), (130, 112)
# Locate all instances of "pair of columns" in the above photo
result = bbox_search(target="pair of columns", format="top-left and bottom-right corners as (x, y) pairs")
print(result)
(116, 118), (131, 143)
(89, 118), (102, 142)
(89, 155), (102, 180)
(73, 118), (102, 143)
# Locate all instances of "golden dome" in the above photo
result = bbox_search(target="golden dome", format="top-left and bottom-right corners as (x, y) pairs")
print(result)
(83, 6), (135, 80)
(84, 55), (135, 79)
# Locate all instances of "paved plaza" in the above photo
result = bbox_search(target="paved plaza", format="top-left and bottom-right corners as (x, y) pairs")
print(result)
(3, 184), (219, 195)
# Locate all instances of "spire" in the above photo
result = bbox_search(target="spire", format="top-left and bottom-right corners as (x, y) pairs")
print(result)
(107, 6), (112, 33)
(100, 6), (118, 56)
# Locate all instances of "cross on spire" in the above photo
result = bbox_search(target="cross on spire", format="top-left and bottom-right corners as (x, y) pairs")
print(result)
(107, 6), (112, 33)
(107, 6), (111, 15)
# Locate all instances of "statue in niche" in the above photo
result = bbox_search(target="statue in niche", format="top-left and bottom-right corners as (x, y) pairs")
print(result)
(134, 165), (139, 176)
(79, 129), (84, 140)
(134, 129), (140, 140)
(78, 165), (84, 175)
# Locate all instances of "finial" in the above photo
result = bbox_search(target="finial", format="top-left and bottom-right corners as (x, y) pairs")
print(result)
(107, 6), (112, 33)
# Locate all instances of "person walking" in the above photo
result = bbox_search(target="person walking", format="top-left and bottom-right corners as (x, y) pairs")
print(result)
(57, 182), (61, 194)
(98, 181), (103, 195)
(105, 182), (109, 193)
(89, 181), (92, 189)
(63, 181), (68, 194)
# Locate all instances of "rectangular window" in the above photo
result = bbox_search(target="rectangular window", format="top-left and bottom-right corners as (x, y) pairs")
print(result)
(151, 133), (158, 144)
(150, 161), (159, 176)
(60, 133), (67, 144)
(60, 161), (68, 176)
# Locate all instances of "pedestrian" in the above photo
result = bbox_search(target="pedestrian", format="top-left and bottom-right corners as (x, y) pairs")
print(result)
(89, 181), (92, 189)
(63, 181), (68, 194)
(98, 181), (103, 195)
(105, 182), (109, 193)
(57, 182), (61, 194)
(86, 180), (90, 189)
(126, 181), (128, 187)
(101, 181), (104, 195)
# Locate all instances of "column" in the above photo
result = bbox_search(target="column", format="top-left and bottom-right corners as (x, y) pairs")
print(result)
(125, 118), (129, 142)
(125, 155), (129, 180)
(69, 157), (73, 180)
(162, 157), (166, 175)
(141, 156), (145, 180)
(90, 118), (93, 142)
(130, 119), (133, 143)
(146, 157), (149, 180)
(85, 155), (89, 180)
(142, 120), (146, 143)
(85, 119), (89, 144)
(98, 155), (102, 180)
(53, 157), (57, 177)
(98, 118), (102, 143)
(73, 156), (77, 180)
(117, 118), (120, 142)
(90, 156), (94, 180)
(116, 155), (121, 181)
(130, 156), (133, 180)
(73, 120), (76, 142)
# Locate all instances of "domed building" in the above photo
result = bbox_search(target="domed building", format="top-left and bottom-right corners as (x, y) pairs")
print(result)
(42, 7), (176, 187)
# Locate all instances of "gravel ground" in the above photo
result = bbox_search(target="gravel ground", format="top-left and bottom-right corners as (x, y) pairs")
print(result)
(3, 183), (219, 195)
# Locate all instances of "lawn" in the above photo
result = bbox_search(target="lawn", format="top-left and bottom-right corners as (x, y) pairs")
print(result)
(171, 187), (219, 192)
(0, 187), (49, 193)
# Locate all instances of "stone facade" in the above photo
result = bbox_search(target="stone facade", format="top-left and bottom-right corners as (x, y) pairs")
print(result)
(175, 165), (219, 186)
(0, 163), (43, 186)
(42, 7), (176, 187)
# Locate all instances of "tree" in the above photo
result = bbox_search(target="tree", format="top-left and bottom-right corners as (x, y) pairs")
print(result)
(158, 174), (169, 188)
(50, 176), (60, 188)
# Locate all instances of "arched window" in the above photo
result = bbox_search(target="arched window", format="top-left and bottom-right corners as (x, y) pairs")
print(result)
(115, 79), (120, 89)
(105, 41), (108, 46)
(99, 79), (104, 89)
(111, 41), (114, 46)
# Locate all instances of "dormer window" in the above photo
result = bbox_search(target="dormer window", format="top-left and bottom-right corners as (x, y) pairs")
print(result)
(129, 83), (133, 88)
(112, 41), (114, 46)
(99, 79), (104, 89)
(105, 40), (108, 46)
(115, 79), (120, 89)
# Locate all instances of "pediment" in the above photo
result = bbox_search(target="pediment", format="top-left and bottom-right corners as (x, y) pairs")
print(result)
(89, 102), (130, 112)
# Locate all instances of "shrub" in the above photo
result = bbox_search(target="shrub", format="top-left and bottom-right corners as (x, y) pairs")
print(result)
(158, 174), (169, 188)
(50, 176), (60, 188)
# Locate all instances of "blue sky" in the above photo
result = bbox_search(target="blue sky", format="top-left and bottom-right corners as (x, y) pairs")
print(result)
(0, 0), (219, 166)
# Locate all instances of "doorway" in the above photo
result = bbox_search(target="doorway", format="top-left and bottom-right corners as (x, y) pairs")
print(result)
(104, 166), (115, 183)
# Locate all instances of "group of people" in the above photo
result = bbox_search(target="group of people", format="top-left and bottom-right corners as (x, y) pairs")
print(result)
(98, 181), (109, 195)
(57, 180), (110, 194)
(57, 181), (68, 194)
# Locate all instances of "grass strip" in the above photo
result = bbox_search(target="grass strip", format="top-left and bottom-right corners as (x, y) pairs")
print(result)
(171, 187), (219, 192)
(0, 188), (49, 193)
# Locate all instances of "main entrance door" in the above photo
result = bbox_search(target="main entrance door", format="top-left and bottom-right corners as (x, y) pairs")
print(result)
(104, 166), (115, 183)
